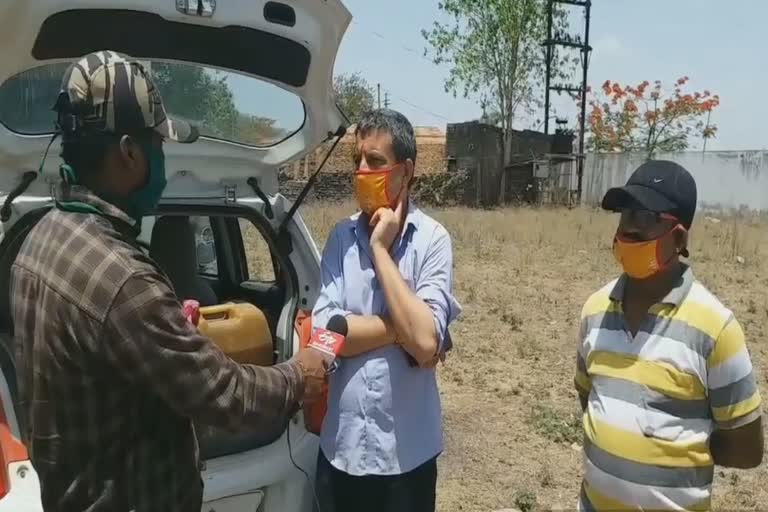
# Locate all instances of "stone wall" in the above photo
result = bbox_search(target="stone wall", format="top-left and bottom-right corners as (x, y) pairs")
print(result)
(281, 125), (447, 180)
(279, 173), (353, 203)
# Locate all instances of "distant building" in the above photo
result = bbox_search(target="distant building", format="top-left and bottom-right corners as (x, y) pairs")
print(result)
(445, 121), (576, 206)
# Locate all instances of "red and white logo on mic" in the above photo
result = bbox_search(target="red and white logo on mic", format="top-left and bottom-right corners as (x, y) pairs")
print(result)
(308, 327), (345, 357)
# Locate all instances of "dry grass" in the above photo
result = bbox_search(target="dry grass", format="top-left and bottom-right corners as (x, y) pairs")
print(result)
(259, 202), (768, 511)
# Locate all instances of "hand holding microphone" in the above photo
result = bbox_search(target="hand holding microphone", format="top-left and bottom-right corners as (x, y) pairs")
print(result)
(293, 315), (348, 405)
(307, 315), (348, 373)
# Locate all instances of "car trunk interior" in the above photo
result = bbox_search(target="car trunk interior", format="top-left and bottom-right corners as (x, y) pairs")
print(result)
(0, 203), (300, 460)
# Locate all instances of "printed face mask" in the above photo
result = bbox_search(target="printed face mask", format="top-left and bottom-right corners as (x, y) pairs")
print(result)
(612, 225), (684, 279)
(353, 164), (404, 215)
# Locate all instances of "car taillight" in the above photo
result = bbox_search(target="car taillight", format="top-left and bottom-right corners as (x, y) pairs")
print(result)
(0, 394), (28, 499)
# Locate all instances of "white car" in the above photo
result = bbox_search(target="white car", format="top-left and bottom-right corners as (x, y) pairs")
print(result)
(0, 0), (351, 510)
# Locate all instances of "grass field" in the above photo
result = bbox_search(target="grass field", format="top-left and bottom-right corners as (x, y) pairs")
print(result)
(294, 203), (768, 512)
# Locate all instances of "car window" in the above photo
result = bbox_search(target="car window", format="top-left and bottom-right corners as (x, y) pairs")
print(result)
(191, 216), (218, 277)
(0, 61), (306, 147)
(239, 219), (276, 282)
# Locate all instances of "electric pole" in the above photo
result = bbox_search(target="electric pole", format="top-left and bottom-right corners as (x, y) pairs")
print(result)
(384, 92), (390, 109)
(542, 0), (592, 202)
(377, 83), (381, 109)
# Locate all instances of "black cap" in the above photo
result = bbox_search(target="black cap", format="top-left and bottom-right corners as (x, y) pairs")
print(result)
(602, 160), (697, 229)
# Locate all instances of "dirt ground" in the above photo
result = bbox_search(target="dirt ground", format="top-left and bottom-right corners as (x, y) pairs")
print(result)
(295, 203), (768, 512)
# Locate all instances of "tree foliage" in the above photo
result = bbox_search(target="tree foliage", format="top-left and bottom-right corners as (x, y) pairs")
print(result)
(587, 77), (720, 159)
(333, 72), (376, 124)
(422, 0), (573, 163)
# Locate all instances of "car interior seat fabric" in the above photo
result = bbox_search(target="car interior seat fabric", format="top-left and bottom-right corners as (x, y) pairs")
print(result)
(149, 216), (218, 306)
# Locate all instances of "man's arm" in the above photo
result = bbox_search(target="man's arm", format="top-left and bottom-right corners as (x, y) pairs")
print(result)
(371, 226), (460, 366)
(341, 315), (397, 357)
(312, 224), (397, 357)
(710, 417), (763, 469)
(101, 271), (312, 431)
(708, 317), (763, 468)
(575, 314), (591, 412)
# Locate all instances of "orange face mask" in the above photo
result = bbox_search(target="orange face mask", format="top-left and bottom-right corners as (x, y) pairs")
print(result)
(353, 165), (404, 215)
(612, 225), (684, 279)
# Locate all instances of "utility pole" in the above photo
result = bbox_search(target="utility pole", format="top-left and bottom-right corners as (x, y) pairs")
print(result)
(542, 0), (592, 202)
(544, 1), (553, 135)
(384, 92), (390, 109)
(377, 83), (381, 109)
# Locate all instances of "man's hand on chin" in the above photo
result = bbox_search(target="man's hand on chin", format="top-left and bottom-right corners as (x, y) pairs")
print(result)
(369, 196), (406, 253)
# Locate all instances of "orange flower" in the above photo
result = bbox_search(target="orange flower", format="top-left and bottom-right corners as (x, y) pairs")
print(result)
(624, 100), (638, 113)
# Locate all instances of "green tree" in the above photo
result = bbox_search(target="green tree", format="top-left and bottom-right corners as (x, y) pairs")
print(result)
(150, 63), (238, 139)
(333, 72), (376, 124)
(423, 0), (573, 164)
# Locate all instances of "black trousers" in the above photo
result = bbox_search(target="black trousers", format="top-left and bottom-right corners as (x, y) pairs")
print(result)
(315, 451), (437, 512)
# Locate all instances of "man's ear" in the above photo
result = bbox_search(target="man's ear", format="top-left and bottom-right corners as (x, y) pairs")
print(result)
(404, 159), (415, 187)
(119, 135), (145, 170)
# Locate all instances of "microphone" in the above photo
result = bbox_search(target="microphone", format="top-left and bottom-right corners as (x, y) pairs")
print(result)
(307, 315), (348, 373)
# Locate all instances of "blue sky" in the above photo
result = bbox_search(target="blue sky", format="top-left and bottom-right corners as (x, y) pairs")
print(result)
(332, 0), (768, 151)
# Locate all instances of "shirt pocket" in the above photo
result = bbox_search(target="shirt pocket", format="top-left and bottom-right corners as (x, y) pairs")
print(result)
(636, 397), (686, 442)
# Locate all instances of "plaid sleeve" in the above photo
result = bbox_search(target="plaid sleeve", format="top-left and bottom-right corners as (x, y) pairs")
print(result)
(707, 317), (762, 429)
(574, 310), (591, 395)
(101, 271), (304, 430)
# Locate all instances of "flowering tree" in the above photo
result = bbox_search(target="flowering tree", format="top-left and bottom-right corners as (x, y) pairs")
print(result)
(586, 77), (720, 159)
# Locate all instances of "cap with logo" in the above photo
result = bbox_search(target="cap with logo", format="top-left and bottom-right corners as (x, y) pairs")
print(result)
(53, 50), (198, 144)
(601, 160), (697, 229)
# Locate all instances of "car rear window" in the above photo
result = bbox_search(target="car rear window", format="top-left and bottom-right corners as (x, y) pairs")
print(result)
(0, 61), (306, 148)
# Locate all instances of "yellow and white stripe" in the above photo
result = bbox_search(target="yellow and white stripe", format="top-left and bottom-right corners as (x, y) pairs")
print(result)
(575, 267), (761, 511)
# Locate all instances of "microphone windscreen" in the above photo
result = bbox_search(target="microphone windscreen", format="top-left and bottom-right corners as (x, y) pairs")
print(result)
(327, 315), (348, 336)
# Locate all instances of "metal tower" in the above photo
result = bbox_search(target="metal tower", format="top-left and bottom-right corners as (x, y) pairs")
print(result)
(543, 0), (592, 201)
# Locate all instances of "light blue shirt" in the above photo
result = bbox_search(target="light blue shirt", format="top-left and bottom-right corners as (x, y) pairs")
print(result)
(312, 203), (461, 476)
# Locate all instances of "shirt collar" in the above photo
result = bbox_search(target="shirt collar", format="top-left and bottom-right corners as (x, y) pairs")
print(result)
(56, 182), (140, 233)
(609, 264), (694, 307)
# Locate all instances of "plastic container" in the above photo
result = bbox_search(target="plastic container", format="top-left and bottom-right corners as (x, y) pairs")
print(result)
(197, 303), (274, 366)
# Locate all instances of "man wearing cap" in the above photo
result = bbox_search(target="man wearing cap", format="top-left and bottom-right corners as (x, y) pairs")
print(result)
(10, 51), (328, 511)
(574, 160), (763, 511)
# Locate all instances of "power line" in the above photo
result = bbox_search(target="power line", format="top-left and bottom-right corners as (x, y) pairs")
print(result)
(343, 21), (458, 123)
(349, 20), (437, 65)
(388, 93), (451, 122)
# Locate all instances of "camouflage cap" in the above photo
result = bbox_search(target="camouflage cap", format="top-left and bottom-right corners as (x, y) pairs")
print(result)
(55, 50), (198, 143)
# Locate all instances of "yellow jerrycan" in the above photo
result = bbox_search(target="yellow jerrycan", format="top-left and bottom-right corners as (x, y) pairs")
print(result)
(197, 302), (274, 366)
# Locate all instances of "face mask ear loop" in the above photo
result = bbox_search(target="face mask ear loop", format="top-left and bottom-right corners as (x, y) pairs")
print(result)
(675, 224), (690, 259)
(384, 163), (407, 209)
(657, 224), (687, 269)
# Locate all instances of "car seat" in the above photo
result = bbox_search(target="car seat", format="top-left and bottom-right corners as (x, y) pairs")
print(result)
(149, 216), (218, 306)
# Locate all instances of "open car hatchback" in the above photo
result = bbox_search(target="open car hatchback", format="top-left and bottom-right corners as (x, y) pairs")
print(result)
(0, 1), (351, 510)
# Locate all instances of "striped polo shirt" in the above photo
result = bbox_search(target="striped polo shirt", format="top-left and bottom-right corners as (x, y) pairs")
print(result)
(574, 266), (762, 511)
